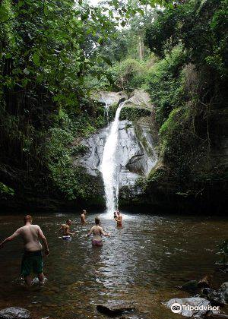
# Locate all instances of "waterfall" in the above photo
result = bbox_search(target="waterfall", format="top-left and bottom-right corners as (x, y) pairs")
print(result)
(100, 100), (128, 216)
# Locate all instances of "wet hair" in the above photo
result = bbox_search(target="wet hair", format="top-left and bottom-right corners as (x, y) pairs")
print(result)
(66, 219), (72, 224)
(95, 217), (100, 225)
(24, 215), (32, 223)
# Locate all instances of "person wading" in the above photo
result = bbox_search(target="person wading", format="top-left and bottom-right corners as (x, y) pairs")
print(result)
(59, 219), (75, 239)
(0, 215), (49, 286)
(116, 211), (123, 228)
(87, 217), (109, 247)
(80, 210), (87, 225)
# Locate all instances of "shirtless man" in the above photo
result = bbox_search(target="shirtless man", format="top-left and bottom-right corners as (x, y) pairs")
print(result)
(80, 210), (87, 225)
(0, 215), (49, 286)
(87, 217), (109, 247)
(116, 211), (123, 228)
(59, 219), (74, 238)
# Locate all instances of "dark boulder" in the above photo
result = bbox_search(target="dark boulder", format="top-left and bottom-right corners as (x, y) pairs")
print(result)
(97, 303), (135, 317)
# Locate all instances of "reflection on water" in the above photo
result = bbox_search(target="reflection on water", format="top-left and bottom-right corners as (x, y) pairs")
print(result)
(0, 212), (228, 319)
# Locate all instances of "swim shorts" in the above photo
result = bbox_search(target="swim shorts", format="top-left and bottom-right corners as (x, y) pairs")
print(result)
(92, 239), (103, 247)
(21, 250), (43, 277)
(62, 235), (71, 241)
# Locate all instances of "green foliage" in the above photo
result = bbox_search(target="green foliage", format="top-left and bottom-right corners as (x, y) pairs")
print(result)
(120, 106), (151, 121)
(145, 0), (228, 81)
(144, 0), (228, 191)
(110, 56), (156, 90)
(0, 0), (120, 206)
(0, 182), (14, 196)
(146, 47), (186, 126)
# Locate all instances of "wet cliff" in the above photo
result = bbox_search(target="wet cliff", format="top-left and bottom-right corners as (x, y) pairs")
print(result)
(73, 90), (158, 205)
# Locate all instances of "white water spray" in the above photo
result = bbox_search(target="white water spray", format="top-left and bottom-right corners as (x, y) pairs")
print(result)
(100, 100), (128, 216)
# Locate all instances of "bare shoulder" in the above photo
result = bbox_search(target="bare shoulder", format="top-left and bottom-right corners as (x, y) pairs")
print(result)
(33, 225), (41, 229)
(15, 226), (23, 233)
(32, 225), (42, 233)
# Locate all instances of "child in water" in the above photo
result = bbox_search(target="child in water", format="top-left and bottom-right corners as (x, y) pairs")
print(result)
(87, 217), (109, 247)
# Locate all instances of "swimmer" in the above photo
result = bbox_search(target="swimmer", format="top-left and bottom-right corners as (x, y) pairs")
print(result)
(116, 211), (123, 228)
(87, 217), (109, 247)
(59, 219), (75, 239)
(80, 209), (87, 225)
(0, 215), (49, 286)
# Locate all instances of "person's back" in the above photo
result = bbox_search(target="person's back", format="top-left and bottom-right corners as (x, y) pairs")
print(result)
(0, 215), (49, 286)
(116, 211), (123, 227)
(20, 224), (42, 252)
(80, 210), (87, 224)
(59, 220), (74, 239)
(87, 217), (109, 246)
(91, 225), (103, 241)
(60, 224), (69, 235)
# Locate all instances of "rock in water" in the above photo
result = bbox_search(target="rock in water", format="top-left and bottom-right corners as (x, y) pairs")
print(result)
(220, 282), (228, 303)
(97, 304), (135, 316)
(165, 297), (219, 318)
(204, 282), (228, 306)
(179, 280), (199, 292)
(0, 308), (31, 319)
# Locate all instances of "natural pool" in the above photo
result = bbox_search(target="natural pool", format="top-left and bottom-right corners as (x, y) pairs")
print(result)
(0, 211), (228, 319)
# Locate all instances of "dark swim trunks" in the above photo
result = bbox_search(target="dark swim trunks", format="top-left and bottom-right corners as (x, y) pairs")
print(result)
(62, 235), (71, 241)
(21, 250), (43, 277)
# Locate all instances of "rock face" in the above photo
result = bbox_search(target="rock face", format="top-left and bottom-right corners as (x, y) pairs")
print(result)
(74, 90), (157, 204)
(126, 89), (153, 110)
(75, 119), (157, 199)
(92, 91), (128, 106)
(0, 308), (31, 319)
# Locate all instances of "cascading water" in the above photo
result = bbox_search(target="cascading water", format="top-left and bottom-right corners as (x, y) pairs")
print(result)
(100, 100), (128, 216)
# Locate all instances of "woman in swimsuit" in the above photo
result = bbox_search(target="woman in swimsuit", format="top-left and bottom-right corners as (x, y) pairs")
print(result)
(87, 217), (109, 247)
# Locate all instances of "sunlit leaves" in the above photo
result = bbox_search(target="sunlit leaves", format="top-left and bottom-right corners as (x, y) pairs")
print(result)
(32, 52), (40, 66)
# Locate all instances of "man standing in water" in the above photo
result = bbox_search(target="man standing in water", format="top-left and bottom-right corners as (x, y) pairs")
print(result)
(87, 217), (109, 246)
(116, 211), (123, 228)
(80, 209), (87, 225)
(0, 215), (49, 286)
(59, 219), (75, 238)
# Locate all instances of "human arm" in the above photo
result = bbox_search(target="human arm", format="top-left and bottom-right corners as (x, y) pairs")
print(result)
(0, 228), (21, 248)
(65, 226), (75, 236)
(100, 227), (110, 237)
(37, 227), (50, 256)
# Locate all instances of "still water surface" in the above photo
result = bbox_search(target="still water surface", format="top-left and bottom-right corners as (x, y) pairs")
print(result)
(0, 211), (228, 318)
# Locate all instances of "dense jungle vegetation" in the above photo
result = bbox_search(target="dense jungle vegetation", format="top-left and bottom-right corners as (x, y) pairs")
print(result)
(0, 0), (227, 211)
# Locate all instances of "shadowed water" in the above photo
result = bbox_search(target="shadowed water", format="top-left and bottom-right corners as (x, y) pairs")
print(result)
(0, 211), (228, 319)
